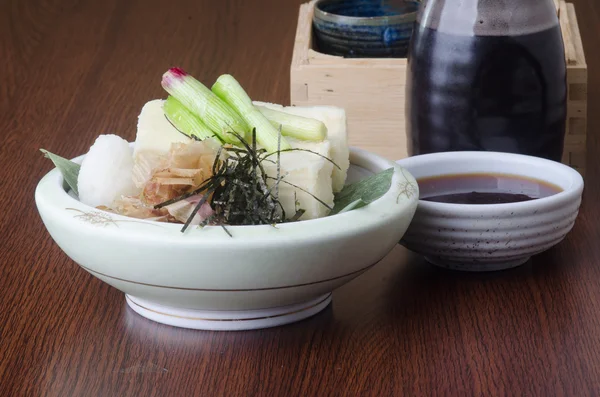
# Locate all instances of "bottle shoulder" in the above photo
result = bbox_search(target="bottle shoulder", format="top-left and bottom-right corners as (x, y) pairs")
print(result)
(416, 0), (558, 36)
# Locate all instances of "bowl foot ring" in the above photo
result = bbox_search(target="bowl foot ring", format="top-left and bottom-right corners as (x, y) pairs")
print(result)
(125, 293), (332, 331)
(424, 256), (531, 272)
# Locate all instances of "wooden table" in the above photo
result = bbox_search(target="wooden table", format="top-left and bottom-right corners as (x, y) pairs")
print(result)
(1, 0), (599, 395)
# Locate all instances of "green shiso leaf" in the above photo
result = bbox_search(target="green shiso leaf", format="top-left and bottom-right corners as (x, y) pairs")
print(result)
(335, 198), (368, 214)
(331, 168), (394, 215)
(40, 149), (80, 196)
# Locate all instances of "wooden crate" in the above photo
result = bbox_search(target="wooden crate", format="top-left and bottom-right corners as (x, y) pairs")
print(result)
(291, 0), (588, 175)
(558, 0), (588, 176)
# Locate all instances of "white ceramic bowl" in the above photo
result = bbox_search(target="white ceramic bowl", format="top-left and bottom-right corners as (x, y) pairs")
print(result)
(35, 147), (418, 331)
(397, 151), (584, 272)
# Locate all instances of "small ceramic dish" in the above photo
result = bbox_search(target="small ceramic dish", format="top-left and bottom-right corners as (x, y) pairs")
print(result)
(313, 0), (419, 58)
(35, 147), (418, 331)
(396, 151), (584, 272)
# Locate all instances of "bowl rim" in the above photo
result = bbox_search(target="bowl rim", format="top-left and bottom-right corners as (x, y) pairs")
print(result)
(35, 146), (419, 245)
(313, 0), (419, 26)
(396, 151), (584, 212)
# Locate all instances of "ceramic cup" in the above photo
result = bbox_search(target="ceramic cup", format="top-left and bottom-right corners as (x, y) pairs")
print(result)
(313, 0), (419, 58)
(397, 151), (584, 272)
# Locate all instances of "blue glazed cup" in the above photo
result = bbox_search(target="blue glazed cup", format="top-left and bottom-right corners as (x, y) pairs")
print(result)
(313, 0), (419, 58)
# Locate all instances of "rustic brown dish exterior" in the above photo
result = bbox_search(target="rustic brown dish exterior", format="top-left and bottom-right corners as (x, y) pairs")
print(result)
(1, 0), (599, 395)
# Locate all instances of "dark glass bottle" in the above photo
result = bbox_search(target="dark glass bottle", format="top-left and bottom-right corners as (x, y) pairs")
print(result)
(406, 0), (567, 161)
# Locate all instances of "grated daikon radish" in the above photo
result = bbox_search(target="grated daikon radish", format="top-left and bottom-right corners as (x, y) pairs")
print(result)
(78, 134), (139, 208)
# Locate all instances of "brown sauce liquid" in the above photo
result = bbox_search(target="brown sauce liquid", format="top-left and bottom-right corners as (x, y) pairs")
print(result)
(406, 24), (567, 161)
(418, 173), (562, 204)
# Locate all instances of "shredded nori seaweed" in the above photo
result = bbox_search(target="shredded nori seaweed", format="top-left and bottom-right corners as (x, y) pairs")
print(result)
(154, 128), (333, 233)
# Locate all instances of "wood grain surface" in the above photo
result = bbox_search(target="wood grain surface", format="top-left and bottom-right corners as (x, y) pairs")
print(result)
(1, 0), (599, 395)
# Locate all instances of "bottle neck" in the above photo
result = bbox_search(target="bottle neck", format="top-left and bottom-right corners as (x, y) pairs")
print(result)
(417, 0), (558, 36)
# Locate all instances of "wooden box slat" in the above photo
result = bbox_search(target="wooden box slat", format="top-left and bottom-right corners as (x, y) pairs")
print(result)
(561, 1), (588, 175)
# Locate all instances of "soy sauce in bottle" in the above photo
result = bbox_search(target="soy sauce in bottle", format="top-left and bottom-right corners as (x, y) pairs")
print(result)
(406, 0), (567, 161)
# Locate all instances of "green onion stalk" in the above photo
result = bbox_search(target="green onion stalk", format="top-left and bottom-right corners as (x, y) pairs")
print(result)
(162, 95), (218, 141)
(255, 105), (327, 142)
(211, 74), (292, 152)
(161, 68), (249, 144)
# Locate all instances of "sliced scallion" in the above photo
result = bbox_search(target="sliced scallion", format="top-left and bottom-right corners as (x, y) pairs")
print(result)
(211, 74), (291, 152)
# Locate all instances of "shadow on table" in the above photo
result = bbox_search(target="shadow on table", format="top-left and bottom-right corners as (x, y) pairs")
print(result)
(119, 242), (579, 351)
(370, 244), (581, 342)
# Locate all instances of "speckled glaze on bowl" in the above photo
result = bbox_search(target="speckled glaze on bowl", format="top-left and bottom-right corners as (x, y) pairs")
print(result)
(313, 0), (419, 58)
(397, 151), (584, 272)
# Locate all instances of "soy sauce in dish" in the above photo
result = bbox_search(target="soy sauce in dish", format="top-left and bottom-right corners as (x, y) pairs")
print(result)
(418, 173), (562, 204)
